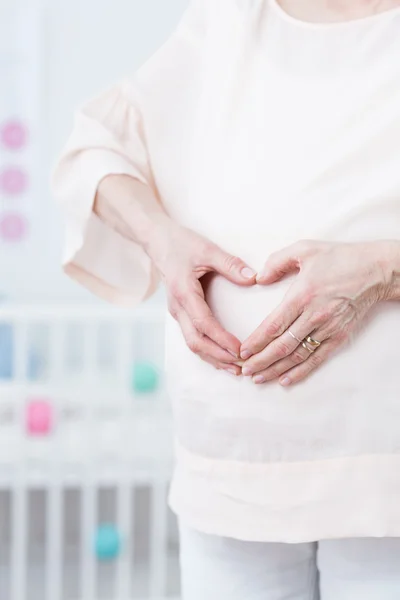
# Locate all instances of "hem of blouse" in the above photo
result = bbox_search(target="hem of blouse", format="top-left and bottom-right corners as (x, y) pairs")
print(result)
(59, 151), (156, 307)
(168, 441), (400, 543)
(63, 262), (146, 308)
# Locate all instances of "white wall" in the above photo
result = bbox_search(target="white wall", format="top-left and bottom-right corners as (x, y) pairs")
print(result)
(1, 0), (188, 304)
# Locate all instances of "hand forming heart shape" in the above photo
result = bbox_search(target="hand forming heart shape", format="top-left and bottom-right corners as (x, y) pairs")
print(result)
(144, 209), (397, 387)
(239, 239), (397, 387)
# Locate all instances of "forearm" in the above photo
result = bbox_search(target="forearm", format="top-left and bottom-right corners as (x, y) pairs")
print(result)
(93, 174), (170, 253)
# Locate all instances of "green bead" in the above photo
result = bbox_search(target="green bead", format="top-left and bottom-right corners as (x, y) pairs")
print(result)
(95, 524), (121, 561)
(132, 361), (159, 393)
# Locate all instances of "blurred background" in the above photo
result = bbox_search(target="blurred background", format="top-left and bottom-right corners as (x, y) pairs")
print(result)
(0, 1), (188, 599)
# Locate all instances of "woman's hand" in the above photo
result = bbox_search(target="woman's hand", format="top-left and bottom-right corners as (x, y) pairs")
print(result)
(95, 175), (256, 375)
(146, 215), (257, 375)
(240, 240), (396, 386)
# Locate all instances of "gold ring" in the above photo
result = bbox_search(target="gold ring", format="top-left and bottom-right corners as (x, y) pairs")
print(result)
(288, 330), (302, 344)
(301, 341), (315, 353)
(304, 335), (321, 349)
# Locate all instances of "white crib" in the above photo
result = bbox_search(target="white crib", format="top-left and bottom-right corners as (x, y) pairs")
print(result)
(0, 304), (179, 600)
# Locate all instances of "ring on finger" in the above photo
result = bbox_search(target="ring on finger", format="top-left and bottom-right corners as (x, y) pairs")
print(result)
(288, 330), (302, 344)
(301, 341), (316, 353)
(301, 334), (322, 354)
(304, 335), (321, 349)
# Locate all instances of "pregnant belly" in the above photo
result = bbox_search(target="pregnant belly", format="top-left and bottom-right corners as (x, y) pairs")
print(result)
(164, 269), (300, 409)
(201, 271), (295, 343)
(166, 263), (399, 400)
(165, 267), (400, 462)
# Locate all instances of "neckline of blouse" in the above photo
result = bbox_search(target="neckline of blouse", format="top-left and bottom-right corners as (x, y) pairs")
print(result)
(269, 0), (400, 30)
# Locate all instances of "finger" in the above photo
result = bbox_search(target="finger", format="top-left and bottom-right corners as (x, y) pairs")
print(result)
(279, 339), (339, 387)
(242, 327), (301, 375)
(179, 280), (242, 358)
(256, 239), (317, 285)
(242, 307), (330, 375)
(203, 358), (242, 377)
(177, 306), (242, 370)
(206, 244), (257, 286)
(250, 343), (311, 384)
(242, 304), (330, 375)
(240, 295), (303, 359)
(284, 307), (329, 345)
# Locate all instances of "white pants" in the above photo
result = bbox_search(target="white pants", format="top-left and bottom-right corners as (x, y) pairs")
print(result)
(179, 523), (400, 600)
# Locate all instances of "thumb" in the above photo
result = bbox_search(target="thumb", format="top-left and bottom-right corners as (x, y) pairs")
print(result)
(257, 243), (306, 284)
(209, 246), (257, 286)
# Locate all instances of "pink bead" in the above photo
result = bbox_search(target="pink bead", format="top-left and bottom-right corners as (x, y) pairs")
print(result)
(0, 213), (28, 242)
(1, 120), (28, 150)
(27, 401), (52, 435)
(0, 167), (28, 195)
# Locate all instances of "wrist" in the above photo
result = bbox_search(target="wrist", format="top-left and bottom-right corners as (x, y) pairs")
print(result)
(97, 174), (171, 252)
(137, 210), (174, 258)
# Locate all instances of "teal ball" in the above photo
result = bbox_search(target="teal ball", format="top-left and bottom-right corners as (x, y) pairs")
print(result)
(132, 361), (159, 393)
(95, 524), (121, 561)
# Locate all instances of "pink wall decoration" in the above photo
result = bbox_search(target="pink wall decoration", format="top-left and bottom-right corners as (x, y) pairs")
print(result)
(0, 120), (28, 151)
(0, 212), (28, 242)
(26, 400), (53, 436)
(0, 6), (42, 299)
(0, 167), (28, 195)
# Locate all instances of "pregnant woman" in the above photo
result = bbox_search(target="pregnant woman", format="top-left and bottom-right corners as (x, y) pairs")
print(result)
(53, 0), (400, 598)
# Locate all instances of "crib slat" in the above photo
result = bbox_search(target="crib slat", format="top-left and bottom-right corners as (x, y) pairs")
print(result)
(11, 482), (27, 600)
(81, 318), (98, 599)
(13, 322), (28, 382)
(149, 481), (168, 599)
(116, 482), (133, 598)
(116, 322), (134, 393)
(81, 481), (96, 600)
(48, 322), (65, 382)
(46, 484), (62, 600)
(82, 323), (98, 387)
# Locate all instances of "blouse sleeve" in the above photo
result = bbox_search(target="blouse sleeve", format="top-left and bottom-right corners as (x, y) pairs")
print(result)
(52, 0), (207, 307)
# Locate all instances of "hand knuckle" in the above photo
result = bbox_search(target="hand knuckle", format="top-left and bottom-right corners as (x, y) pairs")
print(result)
(301, 284), (317, 305)
(310, 353), (323, 367)
(292, 350), (306, 363)
(336, 331), (348, 344)
(269, 366), (282, 379)
(186, 334), (201, 354)
(265, 320), (285, 337)
(311, 309), (329, 325)
(192, 315), (212, 333)
(275, 341), (291, 358)
(191, 316), (203, 330)
(223, 254), (242, 273)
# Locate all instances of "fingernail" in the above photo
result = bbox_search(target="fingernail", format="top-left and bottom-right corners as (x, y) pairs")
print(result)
(242, 367), (252, 376)
(280, 377), (291, 386)
(241, 267), (256, 279)
(253, 374), (265, 384)
(227, 349), (239, 359)
(241, 349), (252, 360)
(227, 368), (238, 376)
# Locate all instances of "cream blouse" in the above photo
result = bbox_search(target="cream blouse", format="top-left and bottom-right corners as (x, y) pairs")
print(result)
(53, 0), (400, 542)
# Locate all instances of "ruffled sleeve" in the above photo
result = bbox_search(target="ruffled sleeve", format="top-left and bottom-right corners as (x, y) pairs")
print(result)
(52, 0), (208, 306)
